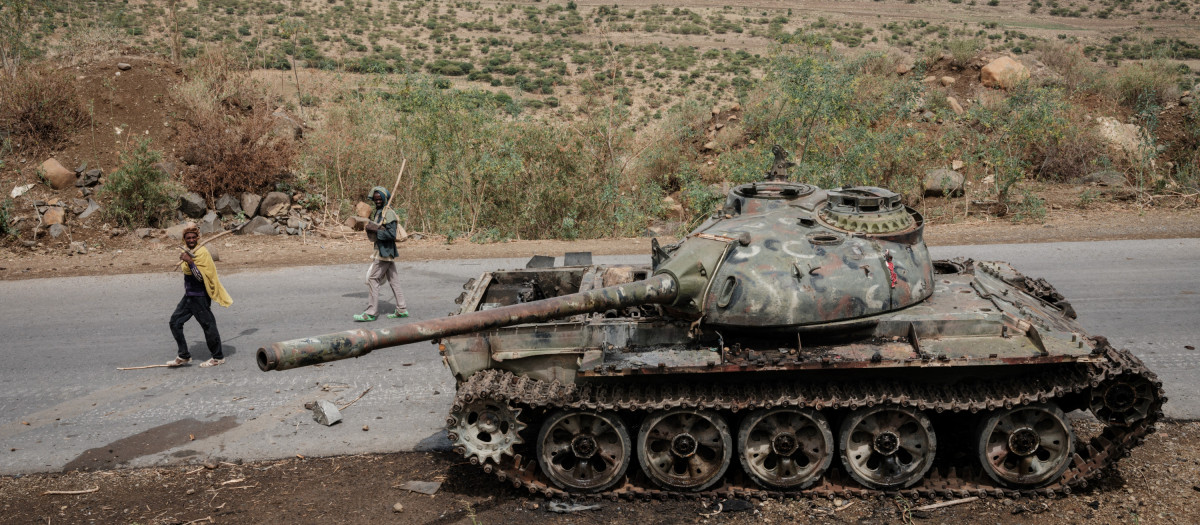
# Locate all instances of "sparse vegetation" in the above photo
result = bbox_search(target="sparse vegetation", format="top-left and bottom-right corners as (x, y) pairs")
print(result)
(0, 65), (88, 153)
(99, 139), (179, 228)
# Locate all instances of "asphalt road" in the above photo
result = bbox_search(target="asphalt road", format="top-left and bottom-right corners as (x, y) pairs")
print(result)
(0, 239), (1196, 475)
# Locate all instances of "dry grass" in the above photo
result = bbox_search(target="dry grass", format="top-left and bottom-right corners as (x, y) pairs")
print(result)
(0, 66), (89, 154)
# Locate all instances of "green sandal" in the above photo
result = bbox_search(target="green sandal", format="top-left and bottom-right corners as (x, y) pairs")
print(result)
(386, 310), (409, 319)
(353, 312), (377, 322)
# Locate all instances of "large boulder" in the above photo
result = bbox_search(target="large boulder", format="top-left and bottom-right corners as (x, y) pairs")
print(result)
(354, 201), (372, 218)
(244, 215), (278, 235)
(214, 194), (242, 217)
(1079, 170), (1127, 187)
(39, 158), (75, 190)
(1096, 117), (1150, 161)
(980, 57), (1029, 90)
(258, 192), (290, 217)
(923, 168), (965, 197)
(240, 193), (262, 218)
(200, 211), (222, 234)
(165, 222), (189, 240)
(179, 192), (208, 218)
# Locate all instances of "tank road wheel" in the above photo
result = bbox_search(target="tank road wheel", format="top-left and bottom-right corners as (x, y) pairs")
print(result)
(838, 406), (936, 489)
(1090, 373), (1159, 426)
(737, 408), (834, 490)
(637, 409), (733, 491)
(536, 410), (631, 493)
(447, 399), (525, 465)
(977, 403), (1074, 488)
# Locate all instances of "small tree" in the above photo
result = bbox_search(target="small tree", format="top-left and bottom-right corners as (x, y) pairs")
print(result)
(100, 140), (179, 228)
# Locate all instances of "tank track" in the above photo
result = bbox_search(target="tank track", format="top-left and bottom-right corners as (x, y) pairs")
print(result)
(449, 342), (1164, 500)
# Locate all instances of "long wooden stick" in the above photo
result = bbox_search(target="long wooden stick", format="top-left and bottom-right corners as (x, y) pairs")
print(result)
(43, 487), (99, 495)
(340, 386), (373, 410)
(913, 496), (978, 511)
(384, 158), (407, 211)
(118, 364), (172, 370)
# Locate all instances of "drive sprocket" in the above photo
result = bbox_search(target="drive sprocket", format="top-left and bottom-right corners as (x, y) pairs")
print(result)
(447, 399), (526, 465)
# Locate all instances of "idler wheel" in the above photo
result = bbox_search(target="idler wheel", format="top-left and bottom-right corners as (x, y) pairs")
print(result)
(978, 403), (1074, 488)
(536, 410), (631, 493)
(737, 408), (833, 490)
(447, 399), (525, 465)
(1090, 373), (1159, 426)
(838, 406), (936, 489)
(637, 409), (732, 491)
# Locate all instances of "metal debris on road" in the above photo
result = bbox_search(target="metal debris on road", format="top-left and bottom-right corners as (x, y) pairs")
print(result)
(547, 501), (602, 513)
(397, 480), (442, 495)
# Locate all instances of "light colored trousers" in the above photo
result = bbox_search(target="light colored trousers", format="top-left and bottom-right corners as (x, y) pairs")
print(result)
(365, 260), (407, 316)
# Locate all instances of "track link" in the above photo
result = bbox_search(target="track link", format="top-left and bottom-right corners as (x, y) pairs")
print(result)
(450, 342), (1164, 500)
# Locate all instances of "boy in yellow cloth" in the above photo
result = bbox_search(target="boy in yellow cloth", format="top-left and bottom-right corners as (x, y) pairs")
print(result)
(166, 224), (233, 368)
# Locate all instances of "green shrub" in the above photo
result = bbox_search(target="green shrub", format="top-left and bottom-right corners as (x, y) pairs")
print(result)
(1112, 60), (1179, 110)
(99, 140), (179, 228)
(0, 198), (14, 237)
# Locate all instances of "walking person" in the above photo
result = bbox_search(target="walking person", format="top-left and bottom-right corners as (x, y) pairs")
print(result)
(167, 224), (233, 368)
(355, 186), (409, 322)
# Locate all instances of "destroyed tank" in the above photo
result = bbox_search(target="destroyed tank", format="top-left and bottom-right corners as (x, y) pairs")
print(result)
(258, 147), (1164, 498)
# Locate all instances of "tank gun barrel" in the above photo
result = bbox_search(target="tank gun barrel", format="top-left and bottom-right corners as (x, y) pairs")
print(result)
(257, 273), (679, 371)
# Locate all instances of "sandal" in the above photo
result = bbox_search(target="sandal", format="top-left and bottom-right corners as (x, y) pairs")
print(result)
(166, 357), (190, 367)
(386, 310), (409, 319)
(199, 358), (225, 368)
(353, 313), (377, 322)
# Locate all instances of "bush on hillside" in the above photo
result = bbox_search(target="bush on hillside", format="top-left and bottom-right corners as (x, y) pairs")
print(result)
(0, 66), (88, 153)
(99, 140), (179, 228)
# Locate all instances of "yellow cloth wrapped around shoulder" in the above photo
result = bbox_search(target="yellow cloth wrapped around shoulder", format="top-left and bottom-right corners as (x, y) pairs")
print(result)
(179, 246), (233, 307)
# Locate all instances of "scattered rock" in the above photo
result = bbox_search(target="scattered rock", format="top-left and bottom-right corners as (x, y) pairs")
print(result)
(215, 194), (242, 217)
(392, 503), (403, 513)
(39, 158), (75, 190)
(347, 216), (368, 231)
(947, 96), (965, 115)
(116, 62), (132, 71)
(48, 224), (66, 238)
(78, 199), (101, 219)
(258, 192), (290, 217)
(952, 159), (965, 170)
(153, 160), (178, 177)
(110, 227), (126, 237)
(135, 228), (156, 239)
(75, 168), (103, 187)
(940, 76), (956, 87)
(271, 108), (304, 140)
(980, 56), (1030, 89)
(10, 183), (34, 198)
(178, 192), (208, 218)
(362, 425), (369, 431)
(922, 75), (937, 83)
(70, 198), (89, 214)
(243, 216), (277, 236)
(240, 193), (262, 218)
(311, 400), (342, 426)
(896, 63), (913, 75)
(702, 141), (717, 152)
(354, 201), (372, 218)
(70, 241), (86, 254)
(42, 206), (65, 225)
(923, 168), (964, 197)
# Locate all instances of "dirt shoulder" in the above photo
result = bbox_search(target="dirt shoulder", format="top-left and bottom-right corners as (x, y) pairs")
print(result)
(1, 420), (1197, 525)
(4, 206), (1200, 281)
